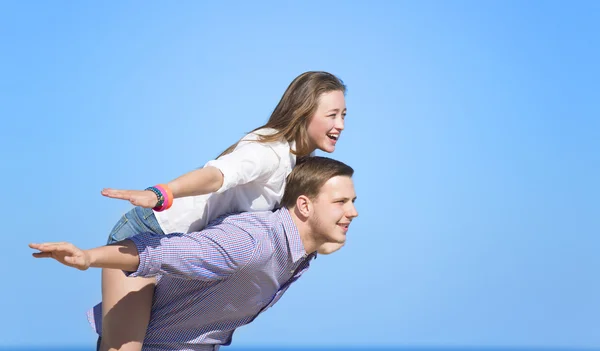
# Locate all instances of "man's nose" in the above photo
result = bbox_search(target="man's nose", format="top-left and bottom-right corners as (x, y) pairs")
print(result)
(347, 203), (358, 218)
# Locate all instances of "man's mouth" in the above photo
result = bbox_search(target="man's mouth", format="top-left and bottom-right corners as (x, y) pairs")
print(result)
(337, 222), (350, 232)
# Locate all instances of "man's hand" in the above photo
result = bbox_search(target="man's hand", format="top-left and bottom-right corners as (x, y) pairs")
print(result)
(29, 242), (91, 270)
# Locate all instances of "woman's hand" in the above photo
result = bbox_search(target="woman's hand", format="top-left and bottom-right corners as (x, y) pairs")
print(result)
(101, 188), (158, 208)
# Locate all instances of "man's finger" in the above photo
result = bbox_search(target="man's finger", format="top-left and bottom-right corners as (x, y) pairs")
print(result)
(64, 256), (75, 263)
(29, 242), (67, 250)
(32, 252), (52, 258)
(31, 242), (74, 253)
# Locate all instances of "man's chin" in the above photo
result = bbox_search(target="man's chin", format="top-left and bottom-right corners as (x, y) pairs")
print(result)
(317, 242), (345, 255)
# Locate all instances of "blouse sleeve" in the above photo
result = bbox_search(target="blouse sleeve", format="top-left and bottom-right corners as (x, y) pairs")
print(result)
(204, 141), (282, 194)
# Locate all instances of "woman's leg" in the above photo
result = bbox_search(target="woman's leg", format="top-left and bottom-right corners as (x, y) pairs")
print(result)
(100, 207), (164, 351)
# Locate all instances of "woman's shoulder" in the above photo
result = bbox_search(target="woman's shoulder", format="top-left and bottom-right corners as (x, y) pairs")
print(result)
(239, 128), (290, 148)
(241, 127), (278, 140)
(232, 128), (292, 164)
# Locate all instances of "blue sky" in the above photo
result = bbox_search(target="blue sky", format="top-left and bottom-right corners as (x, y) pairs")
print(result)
(1, 0), (598, 348)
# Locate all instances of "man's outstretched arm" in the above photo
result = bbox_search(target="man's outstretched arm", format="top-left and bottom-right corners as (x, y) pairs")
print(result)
(29, 241), (139, 272)
(31, 227), (256, 280)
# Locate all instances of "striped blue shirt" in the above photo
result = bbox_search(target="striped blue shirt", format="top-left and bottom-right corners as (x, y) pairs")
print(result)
(87, 208), (315, 351)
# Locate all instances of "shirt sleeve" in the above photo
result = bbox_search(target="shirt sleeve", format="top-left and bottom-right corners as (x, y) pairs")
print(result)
(126, 225), (257, 281)
(204, 140), (281, 194)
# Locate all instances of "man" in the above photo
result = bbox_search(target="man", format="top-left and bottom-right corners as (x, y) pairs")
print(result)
(30, 156), (358, 351)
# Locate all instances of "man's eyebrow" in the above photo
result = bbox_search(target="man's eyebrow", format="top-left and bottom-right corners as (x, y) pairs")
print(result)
(332, 196), (357, 202)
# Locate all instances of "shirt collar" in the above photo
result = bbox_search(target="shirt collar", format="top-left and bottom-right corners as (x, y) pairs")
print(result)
(276, 208), (308, 263)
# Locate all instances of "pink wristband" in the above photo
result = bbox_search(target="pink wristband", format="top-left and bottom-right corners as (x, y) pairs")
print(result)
(153, 185), (170, 212)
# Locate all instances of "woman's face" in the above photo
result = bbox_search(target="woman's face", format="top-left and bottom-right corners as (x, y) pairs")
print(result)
(306, 90), (346, 153)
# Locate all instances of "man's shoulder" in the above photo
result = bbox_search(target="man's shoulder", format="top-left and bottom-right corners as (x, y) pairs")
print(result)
(203, 210), (283, 264)
(223, 210), (278, 228)
(193, 213), (265, 263)
(207, 210), (279, 236)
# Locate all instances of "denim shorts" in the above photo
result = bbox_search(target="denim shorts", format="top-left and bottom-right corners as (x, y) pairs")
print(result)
(107, 206), (165, 244)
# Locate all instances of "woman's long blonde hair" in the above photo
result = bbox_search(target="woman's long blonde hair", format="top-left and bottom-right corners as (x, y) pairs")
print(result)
(218, 71), (346, 158)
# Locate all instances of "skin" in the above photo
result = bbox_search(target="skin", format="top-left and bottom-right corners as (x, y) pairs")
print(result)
(305, 90), (346, 154)
(292, 175), (358, 255)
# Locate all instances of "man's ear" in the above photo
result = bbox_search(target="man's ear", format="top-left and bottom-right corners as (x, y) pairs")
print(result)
(295, 195), (312, 218)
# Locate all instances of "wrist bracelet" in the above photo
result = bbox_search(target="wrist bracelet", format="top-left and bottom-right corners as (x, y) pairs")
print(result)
(145, 186), (165, 210)
(147, 184), (174, 212)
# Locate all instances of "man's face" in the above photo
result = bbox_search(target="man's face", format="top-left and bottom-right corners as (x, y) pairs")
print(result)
(308, 175), (358, 254)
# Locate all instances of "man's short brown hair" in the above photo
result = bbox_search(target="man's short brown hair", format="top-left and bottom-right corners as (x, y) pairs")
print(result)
(280, 156), (354, 208)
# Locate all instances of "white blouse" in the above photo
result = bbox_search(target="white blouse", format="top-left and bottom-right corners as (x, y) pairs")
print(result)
(154, 128), (299, 234)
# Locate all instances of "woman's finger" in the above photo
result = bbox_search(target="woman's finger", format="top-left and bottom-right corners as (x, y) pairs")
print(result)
(102, 189), (132, 200)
